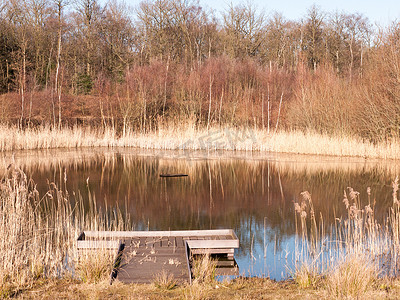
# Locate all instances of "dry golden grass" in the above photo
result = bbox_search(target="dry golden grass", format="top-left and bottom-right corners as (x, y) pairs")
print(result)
(191, 255), (217, 285)
(10, 276), (400, 299)
(292, 262), (321, 289)
(76, 249), (115, 284)
(153, 270), (178, 291)
(2, 124), (400, 159)
(325, 253), (378, 299)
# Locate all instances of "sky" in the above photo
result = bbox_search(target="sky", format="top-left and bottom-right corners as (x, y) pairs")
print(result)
(201, 0), (399, 26)
(124, 0), (400, 27)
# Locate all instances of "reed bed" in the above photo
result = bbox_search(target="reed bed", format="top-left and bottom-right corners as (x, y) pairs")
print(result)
(293, 178), (400, 298)
(2, 124), (400, 159)
(0, 167), (128, 296)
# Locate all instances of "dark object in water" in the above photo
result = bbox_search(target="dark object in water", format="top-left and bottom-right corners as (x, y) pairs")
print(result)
(159, 174), (188, 178)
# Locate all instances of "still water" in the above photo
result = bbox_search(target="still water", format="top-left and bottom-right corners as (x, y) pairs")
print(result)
(2, 148), (399, 280)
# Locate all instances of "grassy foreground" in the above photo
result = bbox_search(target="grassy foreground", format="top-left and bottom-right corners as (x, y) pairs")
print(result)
(7, 277), (400, 300)
(2, 124), (400, 159)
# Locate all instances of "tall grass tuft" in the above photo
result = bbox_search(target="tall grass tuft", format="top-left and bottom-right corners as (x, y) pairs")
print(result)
(191, 254), (217, 285)
(325, 253), (377, 298)
(292, 262), (320, 289)
(153, 270), (177, 290)
(76, 250), (115, 284)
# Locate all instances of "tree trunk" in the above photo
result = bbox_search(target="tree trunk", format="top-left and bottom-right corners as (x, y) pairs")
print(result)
(20, 42), (26, 127)
(55, 27), (62, 128)
(207, 74), (213, 130)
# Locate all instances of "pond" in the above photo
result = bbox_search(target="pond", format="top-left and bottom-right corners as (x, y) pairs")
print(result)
(2, 148), (399, 280)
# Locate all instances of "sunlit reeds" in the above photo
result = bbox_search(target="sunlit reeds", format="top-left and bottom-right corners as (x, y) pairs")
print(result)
(0, 167), (129, 295)
(0, 167), (74, 292)
(2, 124), (400, 159)
(293, 178), (400, 297)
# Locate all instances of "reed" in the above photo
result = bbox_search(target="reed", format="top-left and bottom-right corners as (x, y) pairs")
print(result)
(0, 167), (128, 296)
(293, 178), (400, 297)
(292, 262), (320, 289)
(0, 167), (73, 294)
(2, 124), (400, 160)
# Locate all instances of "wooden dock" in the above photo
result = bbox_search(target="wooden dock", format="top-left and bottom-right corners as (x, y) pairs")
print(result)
(77, 230), (239, 284)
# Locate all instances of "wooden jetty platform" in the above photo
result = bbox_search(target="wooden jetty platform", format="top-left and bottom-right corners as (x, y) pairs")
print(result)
(77, 229), (239, 284)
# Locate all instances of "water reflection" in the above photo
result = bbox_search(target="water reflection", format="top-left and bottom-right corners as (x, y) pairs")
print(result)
(1, 149), (399, 279)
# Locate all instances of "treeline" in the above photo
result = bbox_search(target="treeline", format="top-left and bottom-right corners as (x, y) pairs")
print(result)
(0, 0), (399, 140)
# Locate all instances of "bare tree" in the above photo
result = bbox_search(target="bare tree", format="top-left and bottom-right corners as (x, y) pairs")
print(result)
(135, 0), (214, 65)
(75, 0), (102, 77)
(325, 12), (372, 76)
(53, 0), (67, 127)
(343, 13), (371, 78)
(98, 0), (135, 133)
(7, 0), (30, 126)
(222, 1), (266, 59)
(263, 13), (301, 67)
(326, 12), (347, 73)
(0, 3), (18, 94)
(98, 0), (135, 76)
(26, 0), (52, 85)
(135, 0), (174, 61)
(302, 5), (325, 71)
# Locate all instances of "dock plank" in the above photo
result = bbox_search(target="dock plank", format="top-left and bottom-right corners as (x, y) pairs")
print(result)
(84, 229), (236, 238)
(186, 239), (239, 249)
(175, 236), (184, 248)
(190, 248), (234, 255)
